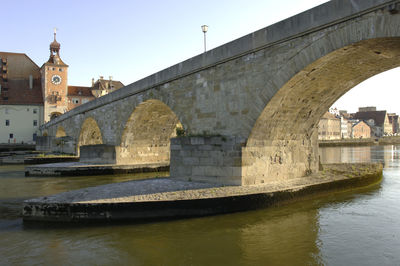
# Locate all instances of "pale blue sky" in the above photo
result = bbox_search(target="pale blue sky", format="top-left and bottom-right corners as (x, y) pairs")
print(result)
(2, 0), (399, 114)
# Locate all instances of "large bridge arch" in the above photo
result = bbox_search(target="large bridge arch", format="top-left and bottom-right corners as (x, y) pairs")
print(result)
(117, 99), (183, 165)
(242, 38), (400, 185)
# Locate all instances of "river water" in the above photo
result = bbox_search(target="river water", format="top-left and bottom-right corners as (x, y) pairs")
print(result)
(0, 145), (399, 265)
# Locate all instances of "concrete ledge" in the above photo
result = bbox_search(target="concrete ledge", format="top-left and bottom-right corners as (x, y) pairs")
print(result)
(25, 162), (169, 177)
(24, 156), (79, 165)
(22, 163), (382, 223)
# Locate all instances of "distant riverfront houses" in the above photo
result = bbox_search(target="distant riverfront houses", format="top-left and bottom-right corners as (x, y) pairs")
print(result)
(318, 106), (400, 140)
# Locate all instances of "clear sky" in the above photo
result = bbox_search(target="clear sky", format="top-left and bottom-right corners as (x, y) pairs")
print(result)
(2, 0), (399, 114)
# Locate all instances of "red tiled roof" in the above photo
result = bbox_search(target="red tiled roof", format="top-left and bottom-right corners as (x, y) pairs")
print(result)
(0, 52), (43, 105)
(0, 79), (43, 105)
(68, 86), (94, 97)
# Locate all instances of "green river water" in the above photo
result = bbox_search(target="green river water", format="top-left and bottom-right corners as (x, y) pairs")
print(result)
(0, 145), (399, 265)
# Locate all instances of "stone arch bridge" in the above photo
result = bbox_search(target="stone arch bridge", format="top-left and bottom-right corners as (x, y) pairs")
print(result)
(41, 0), (400, 185)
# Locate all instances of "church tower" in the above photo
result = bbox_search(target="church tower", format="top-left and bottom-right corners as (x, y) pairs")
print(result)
(41, 29), (69, 122)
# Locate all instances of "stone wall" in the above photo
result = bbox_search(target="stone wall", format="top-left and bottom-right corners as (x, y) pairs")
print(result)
(170, 136), (244, 185)
(36, 136), (76, 154)
(116, 143), (170, 165)
(80, 144), (116, 164)
(36, 136), (53, 152)
(242, 135), (319, 185)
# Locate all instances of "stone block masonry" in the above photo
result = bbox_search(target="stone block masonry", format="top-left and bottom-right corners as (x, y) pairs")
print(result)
(80, 144), (116, 164)
(170, 136), (245, 185)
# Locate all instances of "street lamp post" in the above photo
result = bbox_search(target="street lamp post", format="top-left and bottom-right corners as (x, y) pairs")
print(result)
(201, 25), (208, 52)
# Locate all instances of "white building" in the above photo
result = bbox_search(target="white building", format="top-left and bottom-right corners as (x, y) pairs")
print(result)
(0, 52), (44, 144)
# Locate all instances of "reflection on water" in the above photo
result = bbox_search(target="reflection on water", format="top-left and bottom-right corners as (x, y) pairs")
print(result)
(0, 145), (399, 265)
(320, 145), (400, 167)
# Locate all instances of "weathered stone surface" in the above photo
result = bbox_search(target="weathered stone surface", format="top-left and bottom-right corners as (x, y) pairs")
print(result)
(22, 163), (383, 222)
(79, 144), (116, 164)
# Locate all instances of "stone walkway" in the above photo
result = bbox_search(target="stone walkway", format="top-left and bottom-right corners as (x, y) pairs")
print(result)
(25, 163), (382, 204)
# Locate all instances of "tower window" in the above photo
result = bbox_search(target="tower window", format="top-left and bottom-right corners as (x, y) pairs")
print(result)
(33, 109), (37, 114)
(6, 119), (10, 126)
(33, 120), (38, 126)
(52, 67), (55, 71)
(9, 133), (13, 139)
(59, 68), (63, 72)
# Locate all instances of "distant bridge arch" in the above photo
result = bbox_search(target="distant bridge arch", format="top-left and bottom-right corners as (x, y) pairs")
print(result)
(55, 126), (67, 138)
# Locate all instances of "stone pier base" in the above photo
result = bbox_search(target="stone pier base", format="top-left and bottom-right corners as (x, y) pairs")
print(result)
(170, 136), (245, 185)
(170, 135), (319, 186)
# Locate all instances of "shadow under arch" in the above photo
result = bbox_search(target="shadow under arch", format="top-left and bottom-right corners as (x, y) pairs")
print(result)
(243, 38), (400, 185)
(78, 117), (103, 149)
(117, 99), (183, 165)
(55, 126), (67, 138)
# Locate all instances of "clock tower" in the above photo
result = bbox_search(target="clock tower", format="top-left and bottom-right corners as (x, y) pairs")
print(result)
(41, 29), (69, 122)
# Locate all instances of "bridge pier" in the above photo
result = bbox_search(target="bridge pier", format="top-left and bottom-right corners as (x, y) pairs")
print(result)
(80, 144), (116, 164)
(170, 136), (244, 185)
(170, 134), (319, 186)
(242, 135), (319, 185)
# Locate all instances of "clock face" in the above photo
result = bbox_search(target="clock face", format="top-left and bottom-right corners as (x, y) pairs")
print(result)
(51, 75), (62, 85)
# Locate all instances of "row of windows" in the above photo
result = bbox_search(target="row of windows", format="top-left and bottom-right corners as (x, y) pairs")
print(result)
(319, 131), (341, 136)
(70, 98), (90, 104)
(48, 67), (63, 72)
(5, 133), (37, 140)
(5, 120), (37, 126)
(3, 108), (37, 114)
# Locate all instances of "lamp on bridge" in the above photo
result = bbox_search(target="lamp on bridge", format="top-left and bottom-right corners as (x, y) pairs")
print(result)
(201, 25), (208, 52)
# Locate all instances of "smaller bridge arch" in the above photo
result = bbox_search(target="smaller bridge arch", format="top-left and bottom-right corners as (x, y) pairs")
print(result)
(55, 126), (67, 138)
(78, 117), (103, 148)
(117, 99), (183, 165)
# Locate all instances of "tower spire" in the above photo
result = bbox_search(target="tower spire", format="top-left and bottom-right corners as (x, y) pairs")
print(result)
(49, 28), (60, 54)
(54, 27), (57, 41)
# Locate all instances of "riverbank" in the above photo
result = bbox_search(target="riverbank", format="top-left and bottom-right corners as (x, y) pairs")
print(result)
(0, 152), (78, 165)
(23, 162), (382, 223)
(0, 144), (35, 152)
(319, 136), (400, 147)
(319, 139), (377, 147)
